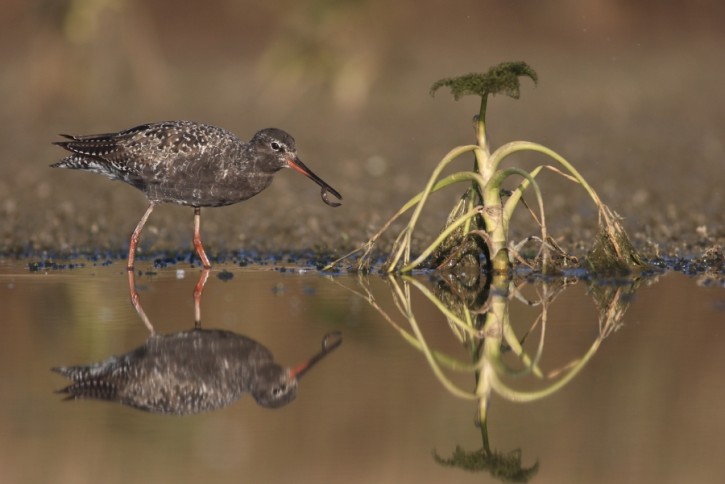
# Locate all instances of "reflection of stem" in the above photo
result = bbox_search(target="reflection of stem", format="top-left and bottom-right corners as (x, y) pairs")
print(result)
(331, 275), (477, 372)
(338, 272), (621, 429)
(479, 419), (491, 454)
(406, 277), (482, 338)
(388, 277), (477, 400)
(488, 336), (602, 402)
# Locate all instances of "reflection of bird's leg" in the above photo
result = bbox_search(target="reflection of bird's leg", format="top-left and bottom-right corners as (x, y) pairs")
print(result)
(193, 207), (212, 269)
(127, 270), (155, 334)
(194, 268), (211, 328)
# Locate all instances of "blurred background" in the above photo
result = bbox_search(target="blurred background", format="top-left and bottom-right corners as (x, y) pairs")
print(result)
(1, 0), (723, 257)
(1, 4), (724, 483)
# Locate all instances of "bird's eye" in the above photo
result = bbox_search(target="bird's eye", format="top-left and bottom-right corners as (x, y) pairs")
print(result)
(271, 142), (282, 151)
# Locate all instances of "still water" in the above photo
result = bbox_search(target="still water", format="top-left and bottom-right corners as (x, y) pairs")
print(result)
(0, 258), (723, 484)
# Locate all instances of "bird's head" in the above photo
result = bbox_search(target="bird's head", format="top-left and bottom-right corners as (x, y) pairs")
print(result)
(250, 128), (342, 207)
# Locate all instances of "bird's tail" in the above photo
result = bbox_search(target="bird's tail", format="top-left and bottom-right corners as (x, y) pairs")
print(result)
(52, 365), (119, 402)
(49, 155), (93, 170)
(50, 132), (125, 171)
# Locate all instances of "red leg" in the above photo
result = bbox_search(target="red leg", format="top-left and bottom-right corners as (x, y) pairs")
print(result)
(127, 269), (155, 334)
(127, 203), (156, 270)
(193, 268), (211, 328)
(193, 207), (212, 269)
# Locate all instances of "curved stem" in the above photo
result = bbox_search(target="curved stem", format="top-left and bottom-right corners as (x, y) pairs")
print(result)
(497, 309), (544, 378)
(499, 167), (549, 271)
(502, 165), (544, 221)
(483, 167), (548, 271)
(489, 142), (639, 264)
(323, 170), (485, 271)
(489, 141), (604, 209)
(486, 335), (603, 402)
(334, 275), (476, 371)
(385, 145), (482, 272)
(388, 277), (478, 399)
(400, 205), (483, 272)
(405, 275), (484, 339)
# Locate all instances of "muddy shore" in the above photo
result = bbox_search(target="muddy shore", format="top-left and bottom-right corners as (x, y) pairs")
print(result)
(0, 2), (722, 265)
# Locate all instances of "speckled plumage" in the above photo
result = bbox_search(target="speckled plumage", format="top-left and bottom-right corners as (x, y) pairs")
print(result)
(54, 122), (308, 207)
(53, 329), (301, 414)
(51, 121), (342, 268)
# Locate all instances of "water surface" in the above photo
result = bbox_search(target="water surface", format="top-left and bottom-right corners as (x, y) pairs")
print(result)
(0, 259), (723, 483)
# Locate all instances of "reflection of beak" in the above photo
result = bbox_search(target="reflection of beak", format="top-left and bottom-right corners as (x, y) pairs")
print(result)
(287, 156), (343, 207)
(289, 331), (343, 380)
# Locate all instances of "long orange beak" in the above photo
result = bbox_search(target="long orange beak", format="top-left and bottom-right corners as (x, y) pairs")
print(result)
(288, 157), (343, 207)
(290, 331), (343, 380)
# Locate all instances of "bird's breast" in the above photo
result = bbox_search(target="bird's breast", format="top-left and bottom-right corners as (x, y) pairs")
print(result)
(143, 169), (275, 207)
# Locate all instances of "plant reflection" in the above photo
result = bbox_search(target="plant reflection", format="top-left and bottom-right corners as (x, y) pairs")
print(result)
(52, 269), (342, 414)
(346, 270), (643, 482)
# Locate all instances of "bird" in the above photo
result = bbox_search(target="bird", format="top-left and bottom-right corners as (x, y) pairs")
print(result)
(51, 121), (342, 269)
(52, 329), (343, 414)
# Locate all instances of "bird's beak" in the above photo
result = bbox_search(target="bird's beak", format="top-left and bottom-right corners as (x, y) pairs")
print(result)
(289, 331), (343, 380)
(287, 156), (343, 207)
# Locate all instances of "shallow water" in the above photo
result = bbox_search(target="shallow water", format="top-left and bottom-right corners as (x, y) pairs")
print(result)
(0, 259), (723, 484)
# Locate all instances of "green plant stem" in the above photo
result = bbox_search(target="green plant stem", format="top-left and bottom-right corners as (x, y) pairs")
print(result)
(502, 165), (544, 222)
(460, 187), (480, 239)
(501, 167), (550, 271)
(474, 95), (492, 181)
(400, 205), (483, 272)
(488, 141), (640, 265)
(323, 170), (487, 271)
(483, 167), (547, 272)
(386, 144), (482, 272)
(489, 141), (604, 209)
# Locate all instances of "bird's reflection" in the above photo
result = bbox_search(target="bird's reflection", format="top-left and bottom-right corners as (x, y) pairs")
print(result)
(53, 269), (342, 414)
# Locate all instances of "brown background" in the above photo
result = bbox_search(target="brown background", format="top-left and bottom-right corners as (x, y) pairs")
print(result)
(1, 0), (723, 258)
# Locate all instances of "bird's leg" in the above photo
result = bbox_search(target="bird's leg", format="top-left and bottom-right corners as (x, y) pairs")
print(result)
(193, 268), (211, 328)
(193, 207), (212, 269)
(127, 269), (155, 334)
(128, 203), (156, 270)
